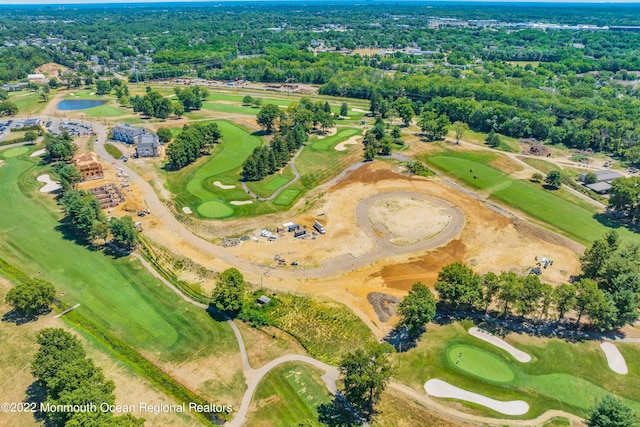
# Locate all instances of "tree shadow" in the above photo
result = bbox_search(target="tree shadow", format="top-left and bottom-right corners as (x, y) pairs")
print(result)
(594, 212), (640, 234)
(383, 324), (421, 352)
(541, 184), (559, 191)
(317, 397), (359, 427)
(206, 305), (231, 322)
(53, 222), (98, 252)
(251, 130), (268, 137)
(24, 381), (48, 424)
(2, 309), (49, 325)
(103, 242), (132, 259)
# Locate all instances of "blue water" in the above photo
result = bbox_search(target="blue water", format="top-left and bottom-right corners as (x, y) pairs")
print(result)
(57, 99), (107, 111)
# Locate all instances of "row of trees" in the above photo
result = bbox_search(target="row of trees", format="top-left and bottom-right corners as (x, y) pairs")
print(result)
(362, 118), (402, 161)
(256, 98), (334, 133)
(165, 122), (221, 170)
(131, 88), (176, 119)
(174, 85), (208, 111)
(45, 132), (77, 162)
(241, 126), (306, 181)
(32, 328), (144, 427)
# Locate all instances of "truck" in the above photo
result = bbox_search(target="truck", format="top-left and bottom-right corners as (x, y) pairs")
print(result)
(313, 220), (325, 234)
(294, 229), (306, 238)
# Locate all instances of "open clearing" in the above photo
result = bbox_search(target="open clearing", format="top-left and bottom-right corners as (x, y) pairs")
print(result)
(469, 327), (532, 363)
(601, 342), (628, 375)
(425, 379), (530, 415)
(367, 196), (451, 245)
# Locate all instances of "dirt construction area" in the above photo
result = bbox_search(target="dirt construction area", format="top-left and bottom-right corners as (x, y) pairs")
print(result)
(133, 159), (582, 337)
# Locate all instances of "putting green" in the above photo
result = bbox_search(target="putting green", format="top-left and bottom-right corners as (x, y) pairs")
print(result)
(1, 146), (30, 158)
(447, 344), (515, 383)
(197, 200), (234, 218)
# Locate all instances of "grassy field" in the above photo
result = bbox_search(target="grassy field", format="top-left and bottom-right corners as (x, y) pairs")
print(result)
(167, 123), (362, 218)
(423, 148), (640, 245)
(104, 143), (123, 158)
(167, 120), (261, 218)
(397, 321), (640, 419)
(260, 293), (375, 364)
(247, 362), (332, 427)
(9, 91), (46, 115)
(0, 148), (239, 364)
(451, 127), (520, 153)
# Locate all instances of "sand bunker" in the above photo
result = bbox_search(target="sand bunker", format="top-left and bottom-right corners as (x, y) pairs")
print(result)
(335, 135), (361, 151)
(316, 128), (338, 139)
(37, 174), (61, 193)
(352, 108), (369, 113)
(425, 379), (529, 416)
(469, 327), (531, 363)
(214, 181), (235, 190)
(230, 200), (253, 206)
(367, 196), (451, 245)
(30, 149), (46, 157)
(182, 207), (193, 214)
(600, 342), (628, 375)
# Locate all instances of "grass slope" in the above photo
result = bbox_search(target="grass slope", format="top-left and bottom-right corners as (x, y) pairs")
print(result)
(0, 150), (238, 363)
(247, 362), (332, 427)
(424, 150), (640, 245)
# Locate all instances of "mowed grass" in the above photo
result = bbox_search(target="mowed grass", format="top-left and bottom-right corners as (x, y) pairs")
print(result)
(167, 120), (260, 218)
(0, 151), (238, 363)
(273, 189), (301, 206)
(424, 150), (640, 245)
(84, 103), (129, 118)
(9, 90), (46, 115)
(397, 321), (640, 419)
(447, 344), (515, 383)
(247, 362), (332, 427)
(246, 166), (295, 199)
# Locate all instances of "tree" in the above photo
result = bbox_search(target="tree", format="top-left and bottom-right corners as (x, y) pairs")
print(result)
(485, 129), (501, 148)
(95, 79), (111, 95)
(398, 282), (437, 334)
(418, 111), (450, 141)
(531, 172), (544, 182)
(588, 395), (638, 427)
(109, 216), (138, 250)
(339, 342), (395, 416)
(156, 127), (172, 144)
(584, 172), (598, 185)
(453, 121), (468, 144)
(172, 103), (184, 118)
(242, 95), (254, 105)
(340, 102), (348, 117)
(24, 130), (38, 142)
(211, 268), (246, 313)
(5, 278), (56, 316)
(553, 283), (577, 320)
(364, 143), (377, 161)
(394, 97), (415, 126)
(53, 162), (83, 193)
(545, 170), (563, 188)
(434, 261), (483, 309)
(257, 103), (281, 132)
(0, 100), (19, 116)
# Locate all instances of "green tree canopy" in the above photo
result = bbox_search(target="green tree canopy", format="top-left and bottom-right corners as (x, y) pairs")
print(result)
(211, 268), (246, 313)
(5, 278), (56, 316)
(398, 282), (437, 334)
(588, 395), (638, 427)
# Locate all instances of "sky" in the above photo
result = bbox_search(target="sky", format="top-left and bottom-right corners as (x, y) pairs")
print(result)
(1, 0), (640, 4)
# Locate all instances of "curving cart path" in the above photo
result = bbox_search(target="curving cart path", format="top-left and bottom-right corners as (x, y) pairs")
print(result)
(241, 147), (303, 201)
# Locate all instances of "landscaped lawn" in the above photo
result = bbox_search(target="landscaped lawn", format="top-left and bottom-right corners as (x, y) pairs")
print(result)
(397, 321), (640, 419)
(0, 149), (238, 363)
(246, 166), (296, 199)
(9, 91), (47, 115)
(424, 150), (640, 245)
(273, 189), (301, 206)
(84, 103), (130, 118)
(247, 362), (332, 427)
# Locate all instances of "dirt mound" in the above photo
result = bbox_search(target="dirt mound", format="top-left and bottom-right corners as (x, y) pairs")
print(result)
(35, 62), (68, 77)
(367, 292), (401, 322)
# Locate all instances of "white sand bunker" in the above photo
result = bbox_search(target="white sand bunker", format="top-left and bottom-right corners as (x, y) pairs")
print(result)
(316, 128), (337, 139)
(335, 135), (361, 151)
(230, 200), (253, 206)
(30, 149), (46, 157)
(601, 342), (628, 375)
(214, 181), (235, 190)
(352, 108), (368, 113)
(425, 379), (529, 416)
(469, 327), (531, 363)
(182, 207), (193, 214)
(37, 174), (61, 193)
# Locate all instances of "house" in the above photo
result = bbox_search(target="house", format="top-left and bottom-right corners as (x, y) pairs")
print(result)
(112, 124), (146, 144)
(579, 170), (625, 183)
(579, 169), (625, 194)
(135, 133), (160, 158)
(73, 152), (103, 181)
(27, 73), (46, 83)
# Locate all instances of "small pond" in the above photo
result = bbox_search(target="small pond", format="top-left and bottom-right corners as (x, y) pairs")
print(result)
(57, 99), (107, 111)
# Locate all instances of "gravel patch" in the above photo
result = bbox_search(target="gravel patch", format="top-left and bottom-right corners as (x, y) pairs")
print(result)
(425, 379), (529, 416)
(469, 327), (531, 363)
(367, 292), (400, 322)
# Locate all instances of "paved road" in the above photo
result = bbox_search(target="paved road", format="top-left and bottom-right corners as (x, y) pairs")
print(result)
(241, 146), (303, 201)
